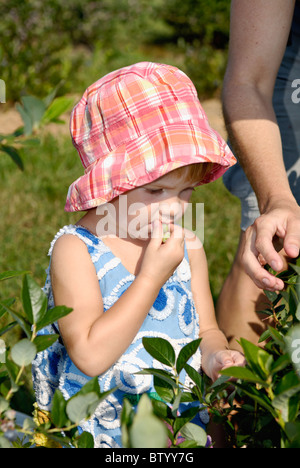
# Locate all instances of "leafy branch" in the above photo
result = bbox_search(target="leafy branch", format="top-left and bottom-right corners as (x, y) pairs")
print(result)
(0, 271), (113, 448)
(1, 86), (73, 170)
(121, 337), (210, 448)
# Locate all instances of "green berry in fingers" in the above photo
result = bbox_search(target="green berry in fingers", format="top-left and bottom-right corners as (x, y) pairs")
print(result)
(162, 224), (171, 243)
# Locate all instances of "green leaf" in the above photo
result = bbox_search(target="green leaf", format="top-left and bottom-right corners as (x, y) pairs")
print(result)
(151, 399), (173, 420)
(275, 370), (300, 395)
(179, 422), (207, 447)
(33, 334), (59, 353)
(264, 289), (279, 303)
(66, 392), (99, 424)
(180, 391), (199, 402)
(220, 366), (267, 386)
(16, 102), (33, 135)
(240, 338), (271, 379)
(65, 377), (115, 424)
(0, 303), (31, 339)
(267, 326), (285, 348)
(142, 337), (175, 367)
(153, 375), (175, 403)
(176, 439), (199, 448)
(21, 275), (48, 325)
(51, 389), (69, 428)
(0, 321), (17, 337)
(0, 397), (9, 414)
(41, 96), (73, 125)
(0, 339), (5, 363)
(176, 339), (201, 373)
(296, 302), (300, 321)
(130, 413), (168, 448)
(173, 406), (200, 435)
(19, 96), (46, 133)
(43, 84), (60, 108)
(0, 298), (15, 320)
(76, 431), (94, 448)
(130, 395), (168, 448)
(36, 305), (73, 331)
(289, 286), (298, 317)
(121, 398), (134, 425)
(0, 270), (29, 281)
(285, 324), (300, 376)
(234, 382), (277, 416)
(171, 389), (182, 417)
(11, 339), (37, 366)
(137, 368), (177, 388)
(5, 357), (19, 382)
(184, 362), (203, 389)
(285, 421), (300, 446)
(257, 349), (274, 376)
(0, 145), (24, 170)
(270, 353), (290, 375)
(209, 373), (231, 389)
(258, 328), (271, 343)
(0, 436), (11, 448)
(290, 264), (300, 276)
(121, 398), (134, 448)
(272, 372), (300, 422)
(135, 392), (153, 417)
(75, 376), (102, 398)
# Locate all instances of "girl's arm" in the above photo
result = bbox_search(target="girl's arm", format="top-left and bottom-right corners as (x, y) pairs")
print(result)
(187, 233), (245, 381)
(51, 222), (185, 377)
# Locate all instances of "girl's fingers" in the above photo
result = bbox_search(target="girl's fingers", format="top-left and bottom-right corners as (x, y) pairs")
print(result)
(150, 220), (163, 246)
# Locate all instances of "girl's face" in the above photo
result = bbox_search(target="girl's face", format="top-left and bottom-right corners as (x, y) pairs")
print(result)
(96, 171), (197, 241)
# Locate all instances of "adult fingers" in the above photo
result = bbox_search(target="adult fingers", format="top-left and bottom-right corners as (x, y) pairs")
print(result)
(242, 225), (285, 291)
(251, 216), (285, 272)
(283, 216), (300, 259)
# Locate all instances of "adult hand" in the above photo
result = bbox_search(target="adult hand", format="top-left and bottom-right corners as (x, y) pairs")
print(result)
(242, 199), (300, 291)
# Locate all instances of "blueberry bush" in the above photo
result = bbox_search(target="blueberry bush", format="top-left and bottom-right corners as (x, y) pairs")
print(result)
(1, 260), (300, 447)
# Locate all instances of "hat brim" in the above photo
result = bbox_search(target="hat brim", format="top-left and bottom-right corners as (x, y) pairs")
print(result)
(65, 122), (236, 212)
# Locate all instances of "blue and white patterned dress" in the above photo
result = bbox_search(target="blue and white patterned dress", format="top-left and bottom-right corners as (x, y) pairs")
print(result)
(32, 225), (208, 448)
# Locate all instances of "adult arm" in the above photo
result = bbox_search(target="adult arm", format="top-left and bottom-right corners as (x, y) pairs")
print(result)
(222, 0), (300, 290)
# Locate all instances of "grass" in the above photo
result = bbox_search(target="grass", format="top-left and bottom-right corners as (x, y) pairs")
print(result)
(0, 129), (241, 304)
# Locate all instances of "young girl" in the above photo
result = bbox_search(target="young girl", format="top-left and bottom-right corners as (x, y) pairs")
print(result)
(32, 62), (245, 448)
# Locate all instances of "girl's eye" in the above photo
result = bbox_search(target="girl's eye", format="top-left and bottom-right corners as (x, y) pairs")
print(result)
(147, 189), (163, 194)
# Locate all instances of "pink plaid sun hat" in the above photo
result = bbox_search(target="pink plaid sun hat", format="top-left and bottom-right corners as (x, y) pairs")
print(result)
(65, 62), (236, 212)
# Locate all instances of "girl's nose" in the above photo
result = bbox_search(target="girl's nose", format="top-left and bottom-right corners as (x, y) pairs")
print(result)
(159, 200), (185, 221)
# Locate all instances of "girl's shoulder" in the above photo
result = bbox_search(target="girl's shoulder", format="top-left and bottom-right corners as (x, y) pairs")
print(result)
(50, 229), (92, 274)
(48, 225), (105, 278)
(48, 224), (104, 257)
(49, 226), (102, 297)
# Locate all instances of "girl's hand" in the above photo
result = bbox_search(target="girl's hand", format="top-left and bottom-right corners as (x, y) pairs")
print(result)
(139, 220), (185, 286)
(206, 349), (246, 382)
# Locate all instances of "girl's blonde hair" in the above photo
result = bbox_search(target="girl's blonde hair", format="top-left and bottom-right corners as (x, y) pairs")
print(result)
(170, 163), (216, 185)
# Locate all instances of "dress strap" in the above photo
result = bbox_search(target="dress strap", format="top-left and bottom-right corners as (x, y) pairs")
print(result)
(47, 224), (110, 257)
